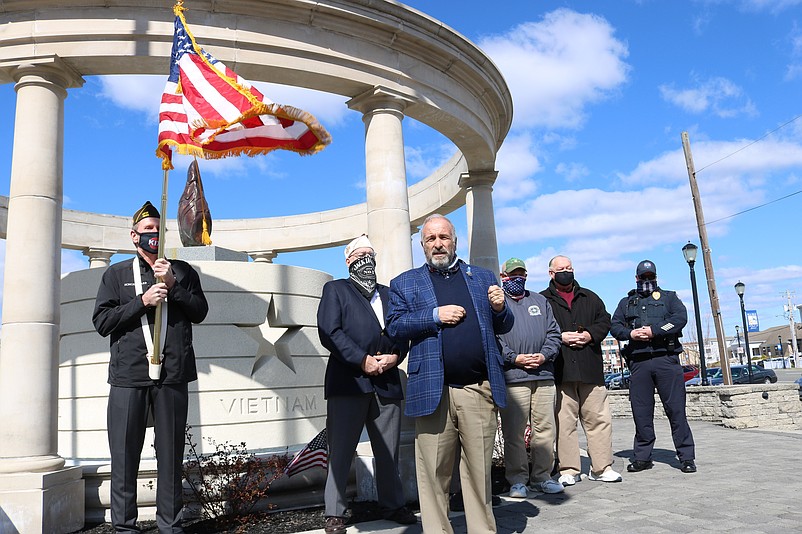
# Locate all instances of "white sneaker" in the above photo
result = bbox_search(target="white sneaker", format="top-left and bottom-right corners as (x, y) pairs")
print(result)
(531, 479), (565, 494)
(558, 473), (578, 486)
(588, 468), (623, 483)
(508, 483), (528, 498)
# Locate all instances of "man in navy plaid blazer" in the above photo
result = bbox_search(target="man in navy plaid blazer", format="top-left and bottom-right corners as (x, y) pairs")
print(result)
(387, 214), (513, 534)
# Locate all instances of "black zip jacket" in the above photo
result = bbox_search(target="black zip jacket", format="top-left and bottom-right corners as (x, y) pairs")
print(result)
(93, 256), (208, 386)
(541, 281), (611, 385)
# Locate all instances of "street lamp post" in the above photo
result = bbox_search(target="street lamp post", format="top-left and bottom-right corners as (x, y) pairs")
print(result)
(778, 335), (786, 369)
(735, 325), (743, 365)
(735, 281), (754, 383)
(682, 243), (708, 385)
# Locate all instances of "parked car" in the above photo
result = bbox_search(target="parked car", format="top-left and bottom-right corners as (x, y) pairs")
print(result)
(605, 372), (620, 389)
(609, 370), (630, 390)
(730, 364), (777, 384)
(683, 365), (699, 382)
(685, 367), (723, 386)
(794, 375), (802, 401)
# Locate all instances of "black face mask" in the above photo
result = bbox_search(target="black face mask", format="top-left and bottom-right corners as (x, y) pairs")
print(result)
(554, 271), (574, 287)
(136, 231), (159, 254)
(348, 254), (377, 298)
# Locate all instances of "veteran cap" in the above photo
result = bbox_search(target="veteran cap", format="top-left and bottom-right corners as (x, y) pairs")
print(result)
(344, 234), (374, 258)
(636, 260), (657, 277)
(502, 257), (527, 273)
(133, 201), (160, 225)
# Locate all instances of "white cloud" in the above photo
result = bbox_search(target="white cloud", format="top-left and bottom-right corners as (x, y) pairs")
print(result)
(98, 75), (165, 121)
(61, 249), (88, 276)
(404, 142), (455, 182)
(555, 161), (590, 183)
(479, 9), (630, 130)
(786, 64), (802, 81)
(736, 0), (802, 13)
(494, 133), (542, 202)
(494, 128), (802, 287)
(659, 77), (757, 118)
(620, 138), (802, 188)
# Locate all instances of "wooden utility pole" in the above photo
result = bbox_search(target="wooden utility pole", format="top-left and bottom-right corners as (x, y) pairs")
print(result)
(681, 132), (733, 385)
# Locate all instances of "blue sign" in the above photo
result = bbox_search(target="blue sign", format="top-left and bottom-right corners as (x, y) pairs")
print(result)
(746, 310), (759, 332)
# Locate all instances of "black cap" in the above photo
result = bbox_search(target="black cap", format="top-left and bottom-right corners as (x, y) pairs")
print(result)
(133, 201), (160, 225)
(636, 260), (656, 277)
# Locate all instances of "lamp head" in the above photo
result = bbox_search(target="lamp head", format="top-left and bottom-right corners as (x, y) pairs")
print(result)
(682, 242), (698, 264)
(735, 280), (745, 297)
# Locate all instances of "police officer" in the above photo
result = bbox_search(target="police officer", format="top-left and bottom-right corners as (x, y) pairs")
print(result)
(610, 260), (696, 474)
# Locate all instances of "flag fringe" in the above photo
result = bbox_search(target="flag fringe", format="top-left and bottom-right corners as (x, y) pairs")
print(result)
(157, 138), (325, 167)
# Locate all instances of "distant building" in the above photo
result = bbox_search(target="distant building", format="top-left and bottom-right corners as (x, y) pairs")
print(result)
(601, 335), (624, 373)
(735, 323), (802, 367)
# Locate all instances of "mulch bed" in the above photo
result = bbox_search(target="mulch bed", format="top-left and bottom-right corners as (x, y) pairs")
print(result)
(72, 501), (406, 534)
(73, 465), (506, 533)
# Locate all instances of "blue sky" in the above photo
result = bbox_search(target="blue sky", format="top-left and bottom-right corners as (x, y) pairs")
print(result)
(1, 0), (802, 338)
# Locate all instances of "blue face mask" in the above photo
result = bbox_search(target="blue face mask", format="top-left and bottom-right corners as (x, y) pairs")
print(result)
(502, 276), (527, 298)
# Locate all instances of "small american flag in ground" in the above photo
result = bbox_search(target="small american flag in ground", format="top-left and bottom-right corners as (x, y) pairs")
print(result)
(156, 2), (330, 170)
(285, 428), (328, 477)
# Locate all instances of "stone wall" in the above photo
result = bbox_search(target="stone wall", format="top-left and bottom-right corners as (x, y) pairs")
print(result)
(608, 383), (802, 431)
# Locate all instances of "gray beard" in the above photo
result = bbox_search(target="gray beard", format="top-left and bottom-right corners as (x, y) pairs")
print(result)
(428, 252), (455, 270)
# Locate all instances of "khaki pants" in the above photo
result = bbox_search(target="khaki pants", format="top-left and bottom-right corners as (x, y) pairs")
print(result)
(499, 380), (556, 485)
(415, 382), (497, 534)
(555, 381), (614, 476)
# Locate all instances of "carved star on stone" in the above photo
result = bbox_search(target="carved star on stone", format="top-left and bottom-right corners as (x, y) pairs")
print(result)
(240, 319), (296, 377)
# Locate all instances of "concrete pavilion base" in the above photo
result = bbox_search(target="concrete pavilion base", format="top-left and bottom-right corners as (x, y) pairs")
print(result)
(0, 466), (84, 534)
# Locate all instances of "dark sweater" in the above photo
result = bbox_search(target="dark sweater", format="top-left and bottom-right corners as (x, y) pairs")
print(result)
(430, 269), (486, 386)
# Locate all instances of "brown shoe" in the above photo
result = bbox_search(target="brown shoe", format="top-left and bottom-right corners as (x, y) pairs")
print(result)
(325, 516), (347, 534)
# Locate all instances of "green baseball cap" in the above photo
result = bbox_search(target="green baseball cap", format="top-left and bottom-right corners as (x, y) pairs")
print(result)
(502, 257), (527, 273)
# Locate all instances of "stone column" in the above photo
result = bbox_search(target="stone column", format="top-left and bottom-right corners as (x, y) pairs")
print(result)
(347, 87), (414, 284)
(347, 87), (417, 501)
(249, 250), (278, 263)
(0, 56), (85, 534)
(84, 248), (115, 269)
(460, 171), (500, 278)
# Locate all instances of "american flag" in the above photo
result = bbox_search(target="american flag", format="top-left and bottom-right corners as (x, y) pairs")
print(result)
(285, 428), (328, 477)
(156, 3), (331, 170)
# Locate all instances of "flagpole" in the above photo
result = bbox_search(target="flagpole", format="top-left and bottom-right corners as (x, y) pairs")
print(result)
(150, 168), (170, 379)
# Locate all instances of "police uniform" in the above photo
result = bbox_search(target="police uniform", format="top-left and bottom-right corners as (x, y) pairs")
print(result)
(610, 260), (696, 473)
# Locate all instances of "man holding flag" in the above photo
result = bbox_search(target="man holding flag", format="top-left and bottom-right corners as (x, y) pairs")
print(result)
(93, 202), (208, 533)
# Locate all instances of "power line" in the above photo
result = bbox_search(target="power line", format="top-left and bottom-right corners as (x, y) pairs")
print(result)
(705, 189), (802, 226)
(695, 113), (802, 174)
